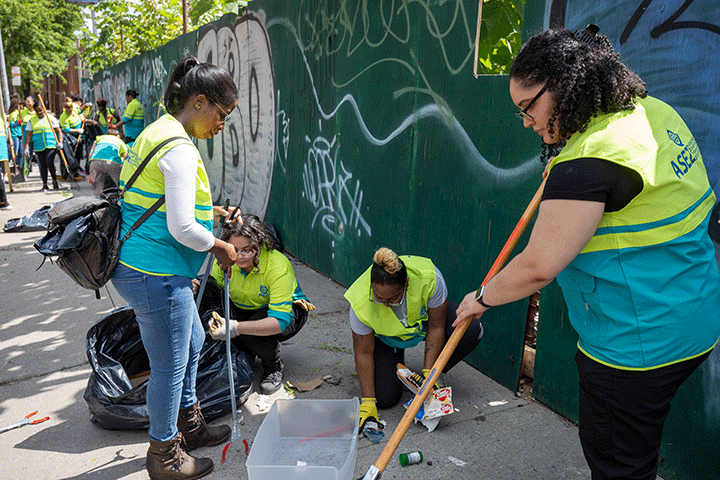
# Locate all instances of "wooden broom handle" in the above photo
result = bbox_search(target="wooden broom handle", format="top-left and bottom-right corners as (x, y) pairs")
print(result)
(369, 177), (547, 477)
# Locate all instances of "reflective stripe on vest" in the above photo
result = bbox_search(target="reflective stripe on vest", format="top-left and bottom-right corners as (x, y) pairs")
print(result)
(118, 114), (213, 277)
(344, 256), (437, 348)
(549, 96), (720, 369)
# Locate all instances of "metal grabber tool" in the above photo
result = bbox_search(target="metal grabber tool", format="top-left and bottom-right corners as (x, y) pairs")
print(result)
(0, 411), (50, 434)
(359, 178), (547, 480)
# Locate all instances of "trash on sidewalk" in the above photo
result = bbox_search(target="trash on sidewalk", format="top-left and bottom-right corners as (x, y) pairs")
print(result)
(83, 305), (254, 429)
(3, 205), (51, 232)
(448, 455), (467, 467)
(288, 377), (323, 392)
(397, 363), (454, 432)
(0, 410), (49, 434)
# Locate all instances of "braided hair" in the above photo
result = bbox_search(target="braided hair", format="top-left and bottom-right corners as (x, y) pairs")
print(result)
(509, 28), (647, 162)
(163, 55), (237, 115)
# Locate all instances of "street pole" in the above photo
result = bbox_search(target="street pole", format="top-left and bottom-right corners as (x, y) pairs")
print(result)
(182, 0), (188, 34)
(0, 23), (10, 108)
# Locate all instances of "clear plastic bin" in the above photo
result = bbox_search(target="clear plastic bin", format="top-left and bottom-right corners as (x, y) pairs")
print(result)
(246, 398), (359, 480)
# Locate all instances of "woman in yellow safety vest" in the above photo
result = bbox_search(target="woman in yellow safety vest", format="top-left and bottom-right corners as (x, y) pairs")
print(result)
(454, 26), (720, 480)
(110, 55), (238, 480)
(7, 96), (24, 173)
(19, 96), (35, 172)
(114, 89), (145, 144)
(345, 247), (483, 437)
(24, 99), (63, 191)
(194, 214), (314, 396)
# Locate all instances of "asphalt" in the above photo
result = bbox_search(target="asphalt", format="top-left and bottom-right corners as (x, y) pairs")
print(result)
(0, 166), (596, 480)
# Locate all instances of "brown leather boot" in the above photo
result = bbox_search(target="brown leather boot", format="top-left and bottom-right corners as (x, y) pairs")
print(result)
(146, 433), (213, 480)
(177, 401), (231, 451)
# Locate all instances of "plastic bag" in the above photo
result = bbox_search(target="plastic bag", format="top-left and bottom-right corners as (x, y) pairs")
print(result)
(3, 205), (51, 232)
(83, 306), (254, 430)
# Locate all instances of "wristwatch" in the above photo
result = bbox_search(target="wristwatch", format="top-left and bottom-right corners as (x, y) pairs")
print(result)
(475, 285), (493, 309)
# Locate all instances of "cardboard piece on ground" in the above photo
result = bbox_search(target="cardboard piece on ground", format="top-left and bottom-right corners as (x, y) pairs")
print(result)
(289, 377), (323, 392)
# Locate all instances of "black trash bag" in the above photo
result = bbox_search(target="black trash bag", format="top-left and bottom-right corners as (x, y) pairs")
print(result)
(3, 205), (51, 232)
(59, 139), (81, 177)
(84, 305), (254, 430)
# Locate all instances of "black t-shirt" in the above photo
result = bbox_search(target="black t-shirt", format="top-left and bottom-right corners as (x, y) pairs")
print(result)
(542, 158), (643, 212)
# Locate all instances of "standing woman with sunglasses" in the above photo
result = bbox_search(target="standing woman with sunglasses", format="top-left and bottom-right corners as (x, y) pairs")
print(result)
(454, 26), (720, 480)
(194, 214), (314, 396)
(111, 55), (238, 480)
(345, 247), (483, 435)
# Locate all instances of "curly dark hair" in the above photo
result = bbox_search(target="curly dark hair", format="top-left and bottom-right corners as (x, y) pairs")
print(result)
(220, 214), (275, 269)
(510, 28), (647, 162)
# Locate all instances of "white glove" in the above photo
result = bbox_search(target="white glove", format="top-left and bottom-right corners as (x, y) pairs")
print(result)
(24, 148), (30, 158)
(209, 311), (239, 340)
(57, 142), (64, 150)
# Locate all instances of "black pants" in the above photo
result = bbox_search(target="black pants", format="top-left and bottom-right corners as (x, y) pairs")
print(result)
(576, 349), (711, 480)
(0, 172), (8, 206)
(197, 280), (308, 370)
(36, 149), (57, 186)
(374, 302), (484, 409)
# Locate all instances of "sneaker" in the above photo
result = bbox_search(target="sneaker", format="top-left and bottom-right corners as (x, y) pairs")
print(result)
(41, 185), (49, 192)
(260, 360), (284, 395)
(0, 203), (11, 210)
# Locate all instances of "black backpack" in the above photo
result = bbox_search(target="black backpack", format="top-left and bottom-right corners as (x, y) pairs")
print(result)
(34, 136), (184, 298)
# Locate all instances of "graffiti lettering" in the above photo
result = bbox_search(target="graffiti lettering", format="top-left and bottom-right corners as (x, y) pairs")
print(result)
(620, 0), (720, 44)
(301, 134), (371, 240)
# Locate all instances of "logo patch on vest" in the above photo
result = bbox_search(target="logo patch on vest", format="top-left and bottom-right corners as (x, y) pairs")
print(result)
(259, 285), (269, 298)
(668, 130), (701, 180)
(126, 148), (142, 168)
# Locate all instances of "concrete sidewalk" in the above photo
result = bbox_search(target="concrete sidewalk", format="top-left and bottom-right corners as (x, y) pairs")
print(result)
(0, 168), (594, 479)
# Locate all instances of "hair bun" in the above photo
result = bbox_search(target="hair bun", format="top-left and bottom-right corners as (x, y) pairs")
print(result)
(373, 247), (402, 275)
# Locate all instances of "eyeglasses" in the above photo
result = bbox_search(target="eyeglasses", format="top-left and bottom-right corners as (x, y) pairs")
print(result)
(209, 98), (233, 124)
(515, 83), (549, 122)
(369, 285), (406, 307)
(237, 246), (257, 258)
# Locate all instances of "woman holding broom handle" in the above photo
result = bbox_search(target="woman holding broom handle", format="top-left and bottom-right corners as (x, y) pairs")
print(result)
(111, 55), (238, 480)
(454, 26), (720, 480)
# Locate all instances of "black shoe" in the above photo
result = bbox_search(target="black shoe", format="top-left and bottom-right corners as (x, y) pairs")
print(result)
(52, 180), (59, 190)
(260, 360), (284, 395)
(41, 185), (49, 192)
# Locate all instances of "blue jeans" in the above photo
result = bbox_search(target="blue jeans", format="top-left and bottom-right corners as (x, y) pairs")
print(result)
(111, 263), (205, 442)
(11, 137), (23, 170)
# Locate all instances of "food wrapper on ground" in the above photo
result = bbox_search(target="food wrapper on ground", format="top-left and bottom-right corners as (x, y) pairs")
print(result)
(396, 363), (453, 432)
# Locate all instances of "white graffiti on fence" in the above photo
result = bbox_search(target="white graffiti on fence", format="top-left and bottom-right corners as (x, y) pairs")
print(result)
(196, 14), (276, 219)
(301, 134), (371, 240)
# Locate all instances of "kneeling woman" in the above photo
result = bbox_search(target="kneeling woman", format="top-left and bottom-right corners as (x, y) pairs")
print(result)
(345, 247), (483, 429)
(197, 214), (313, 395)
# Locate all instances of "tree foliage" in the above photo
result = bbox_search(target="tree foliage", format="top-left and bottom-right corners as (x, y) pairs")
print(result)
(0, 0), (84, 95)
(477, 0), (524, 74)
(79, 0), (250, 74)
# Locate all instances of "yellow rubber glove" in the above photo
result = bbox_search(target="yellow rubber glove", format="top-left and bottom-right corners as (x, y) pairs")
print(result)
(359, 397), (379, 429)
(422, 369), (442, 390)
